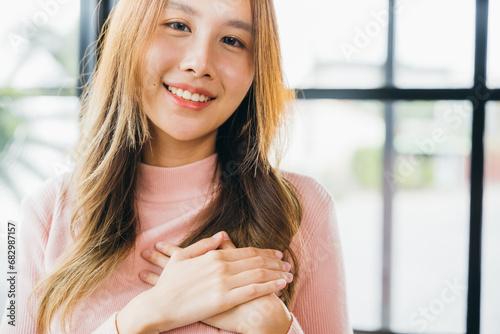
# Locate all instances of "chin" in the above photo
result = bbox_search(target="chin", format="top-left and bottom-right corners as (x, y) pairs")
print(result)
(167, 131), (209, 142)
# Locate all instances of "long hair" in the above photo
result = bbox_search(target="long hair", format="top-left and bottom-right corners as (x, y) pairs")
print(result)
(31, 0), (305, 332)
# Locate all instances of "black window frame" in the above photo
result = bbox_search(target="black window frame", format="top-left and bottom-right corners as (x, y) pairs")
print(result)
(79, 1), (498, 333)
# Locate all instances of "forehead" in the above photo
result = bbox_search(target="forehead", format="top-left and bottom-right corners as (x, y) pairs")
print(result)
(163, 0), (254, 34)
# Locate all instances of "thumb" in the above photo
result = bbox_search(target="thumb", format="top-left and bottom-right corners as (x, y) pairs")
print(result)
(177, 231), (226, 260)
(218, 231), (236, 250)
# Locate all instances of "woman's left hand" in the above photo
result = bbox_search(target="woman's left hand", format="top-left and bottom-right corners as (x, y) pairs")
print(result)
(139, 233), (293, 334)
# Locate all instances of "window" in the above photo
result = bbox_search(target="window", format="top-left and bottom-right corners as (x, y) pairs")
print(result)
(481, 102), (500, 334)
(280, 99), (385, 329)
(394, 0), (475, 88)
(0, 1), (497, 333)
(0, 0), (81, 308)
(487, 0), (500, 87)
(274, 0), (497, 333)
(391, 101), (471, 333)
(275, 0), (388, 88)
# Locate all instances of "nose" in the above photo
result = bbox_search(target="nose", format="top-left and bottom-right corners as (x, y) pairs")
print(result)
(180, 35), (216, 79)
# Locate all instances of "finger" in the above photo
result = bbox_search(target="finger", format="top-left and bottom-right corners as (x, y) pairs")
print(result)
(217, 246), (284, 262)
(228, 279), (287, 306)
(228, 268), (293, 289)
(141, 249), (169, 269)
(228, 256), (291, 275)
(218, 231), (237, 250)
(217, 235), (291, 275)
(215, 233), (282, 261)
(177, 231), (226, 260)
(154, 241), (182, 257)
(139, 270), (160, 286)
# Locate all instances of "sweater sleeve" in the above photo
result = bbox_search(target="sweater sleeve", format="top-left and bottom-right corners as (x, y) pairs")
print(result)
(285, 180), (353, 334)
(91, 312), (119, 334)
(0, 177), (120, 334)
(0, 180), (55, 333)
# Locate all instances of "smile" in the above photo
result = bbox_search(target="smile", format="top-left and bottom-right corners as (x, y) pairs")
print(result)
(164, 84), (215, 103)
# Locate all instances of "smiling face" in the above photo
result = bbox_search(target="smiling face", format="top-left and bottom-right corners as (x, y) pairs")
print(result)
(141, 0), (255, 167)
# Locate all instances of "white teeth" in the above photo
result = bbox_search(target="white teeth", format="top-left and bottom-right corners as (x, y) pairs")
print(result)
(167, 85), (213, 102)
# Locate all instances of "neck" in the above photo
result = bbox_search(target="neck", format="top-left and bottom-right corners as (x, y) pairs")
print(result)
(136, 152), (220, 204)
(142, 131), (217, 167)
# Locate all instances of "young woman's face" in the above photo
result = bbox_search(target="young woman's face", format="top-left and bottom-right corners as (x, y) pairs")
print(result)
(141, 0), (255, 156)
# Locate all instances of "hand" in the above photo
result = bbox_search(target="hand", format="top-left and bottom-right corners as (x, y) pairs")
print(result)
(200, 235), (294, 334)
(139, 232), (293, 334)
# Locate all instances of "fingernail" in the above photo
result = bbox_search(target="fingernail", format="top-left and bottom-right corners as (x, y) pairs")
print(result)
(140, 272), (148, 279)
(156, 242), (165, 248)
(212, 232), (223, 239)
(284, 262), (292, 271)
(143, 250), (151, 258)
(222, 232), (231, 241)
(275, 250), (283, 259)
(284, 272), (293, 282)
(276, 279), (286, 287)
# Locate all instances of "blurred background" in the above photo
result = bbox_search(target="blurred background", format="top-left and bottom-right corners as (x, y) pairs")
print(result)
(0, 0), (499, 333)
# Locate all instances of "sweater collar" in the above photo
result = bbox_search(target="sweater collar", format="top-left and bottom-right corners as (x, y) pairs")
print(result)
(136, 153), (219, 203)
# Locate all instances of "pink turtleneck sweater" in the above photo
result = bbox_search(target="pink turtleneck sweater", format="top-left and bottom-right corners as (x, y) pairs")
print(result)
(0, 153), (352, 333)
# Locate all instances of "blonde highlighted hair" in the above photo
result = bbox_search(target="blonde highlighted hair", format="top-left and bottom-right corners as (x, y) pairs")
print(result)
(31, 0), (305, 332)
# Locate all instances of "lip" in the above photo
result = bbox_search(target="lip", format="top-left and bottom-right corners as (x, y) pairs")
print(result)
(165, 82), (216, 99)
(164, 85), (216, 111)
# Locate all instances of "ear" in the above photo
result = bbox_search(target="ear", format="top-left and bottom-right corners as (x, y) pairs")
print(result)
(218, 231), (237, 250)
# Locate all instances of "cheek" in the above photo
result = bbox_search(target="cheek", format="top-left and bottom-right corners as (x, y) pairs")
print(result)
(220, 64), (254, 121)
(143, 38), (181, 86)
(142, 44), (181, 108)
(220, 59), (255, 93)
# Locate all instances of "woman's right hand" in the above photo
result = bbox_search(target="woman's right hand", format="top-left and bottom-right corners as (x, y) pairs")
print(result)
(116, 231), (290, 333)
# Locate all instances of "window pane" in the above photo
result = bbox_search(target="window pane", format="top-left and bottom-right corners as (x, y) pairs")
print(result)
(488, 0), (500, 87)
(275, 0), (387, 89)
(280, 99), (385, 330)
(0, 1), (80, 89)
(391, 101), (471, 333)
(394, 0), (475, 88)
(0, 0), (80, 217)
(481, 102), (500, 334)
(0, 0), (80, 311)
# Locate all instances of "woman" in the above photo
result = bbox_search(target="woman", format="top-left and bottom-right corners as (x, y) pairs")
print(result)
(0, 0), (352, 333)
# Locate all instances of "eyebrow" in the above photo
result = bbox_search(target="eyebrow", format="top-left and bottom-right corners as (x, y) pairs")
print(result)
(224, 19), (254, 35)
(165, 1), (197, 15)
(164, 1), (254, 34)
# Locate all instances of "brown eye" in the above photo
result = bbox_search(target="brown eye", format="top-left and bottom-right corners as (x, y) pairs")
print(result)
(222, 36), (244, 48)
(167, 22), (190, 32)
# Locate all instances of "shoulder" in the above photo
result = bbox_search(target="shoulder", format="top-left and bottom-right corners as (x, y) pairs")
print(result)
(278, 169), (342, 278)
(21, 172), (74, 231)
(279, 169), (335, 222)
